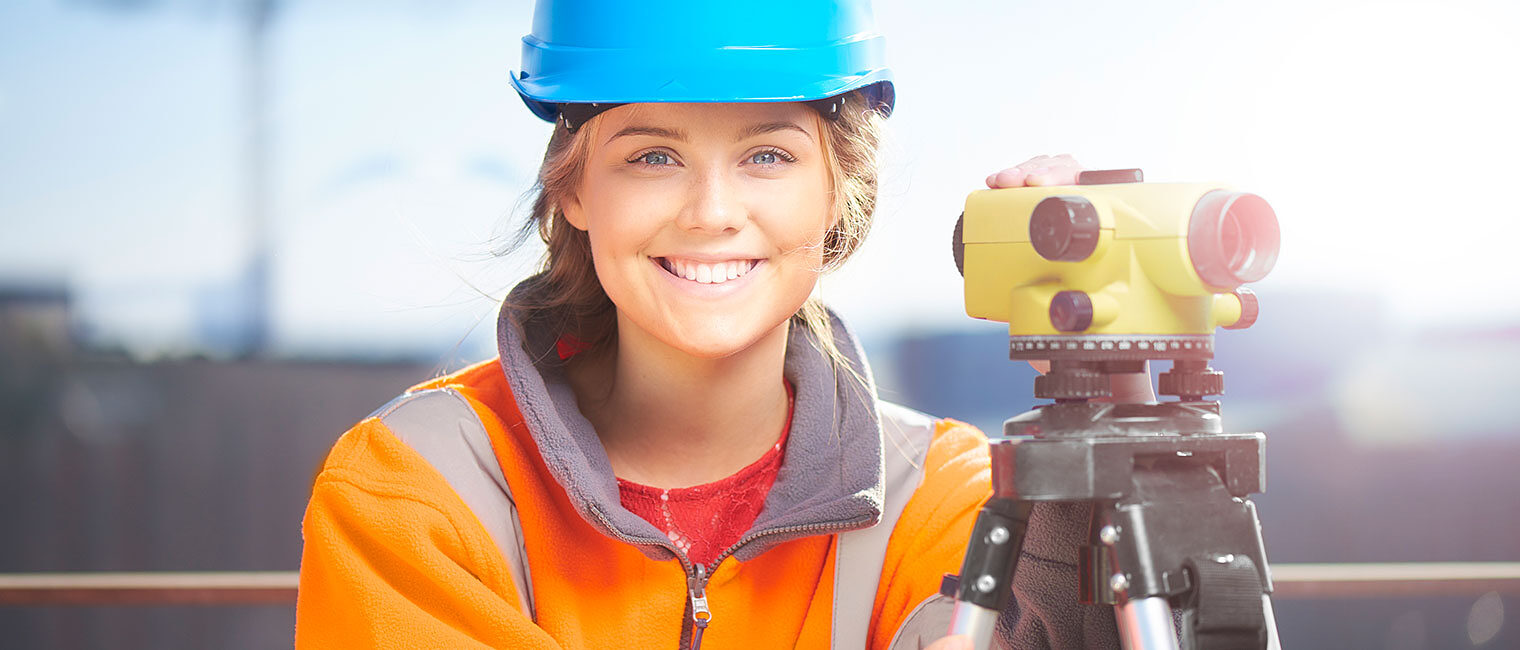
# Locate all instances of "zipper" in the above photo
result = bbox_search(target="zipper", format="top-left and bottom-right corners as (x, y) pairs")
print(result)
(583, 503), (874, 650)
(682, 517), (873, 650)
(688, 565), (711, 650)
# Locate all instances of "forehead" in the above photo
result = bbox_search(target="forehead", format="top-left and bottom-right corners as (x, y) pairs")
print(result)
(595, 102), (820, 144)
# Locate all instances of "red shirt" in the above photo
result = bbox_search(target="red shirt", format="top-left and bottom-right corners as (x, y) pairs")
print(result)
(616, 384), (794, 567)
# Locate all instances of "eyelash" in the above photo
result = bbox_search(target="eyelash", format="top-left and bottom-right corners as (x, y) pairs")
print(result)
(629, 149), (677, 167)
(625, 147), (798, 167)
(749, 147), (797, 165)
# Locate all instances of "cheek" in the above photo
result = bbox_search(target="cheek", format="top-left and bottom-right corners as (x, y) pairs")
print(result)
(762, 182), (835, 262)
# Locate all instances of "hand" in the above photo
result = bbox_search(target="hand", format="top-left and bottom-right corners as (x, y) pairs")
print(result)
(924, 634), (974, 650)
(985, 154), (1085, 188)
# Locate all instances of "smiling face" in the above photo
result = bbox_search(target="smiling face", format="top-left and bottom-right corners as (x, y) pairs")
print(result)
(560, 102), (835, 359)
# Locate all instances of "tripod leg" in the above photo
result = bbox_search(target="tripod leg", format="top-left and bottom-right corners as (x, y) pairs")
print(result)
(1262, 595), (1281, 650)
(948, 600), (1000, 649)
(947, 498), (1033, 650)
(1116, 597), (1180, 650)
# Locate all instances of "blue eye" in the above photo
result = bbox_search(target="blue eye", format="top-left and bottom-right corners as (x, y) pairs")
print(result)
(748, 148), (796, 166)
(638, 151), (674, 166)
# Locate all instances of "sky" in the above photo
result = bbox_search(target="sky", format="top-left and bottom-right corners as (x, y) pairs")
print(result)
(2, 0), (1519, 359)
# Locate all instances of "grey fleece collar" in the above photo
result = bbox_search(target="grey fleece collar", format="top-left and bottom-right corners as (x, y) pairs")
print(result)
(495, 281), (885, 565)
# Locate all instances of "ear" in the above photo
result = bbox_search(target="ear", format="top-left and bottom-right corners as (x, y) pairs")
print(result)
(561, 193), (589, 232)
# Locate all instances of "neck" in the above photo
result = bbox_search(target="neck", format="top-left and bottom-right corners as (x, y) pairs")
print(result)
(570, 313), (793, 489)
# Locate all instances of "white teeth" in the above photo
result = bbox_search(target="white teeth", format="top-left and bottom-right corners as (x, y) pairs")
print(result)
(660, 258), (757, 284)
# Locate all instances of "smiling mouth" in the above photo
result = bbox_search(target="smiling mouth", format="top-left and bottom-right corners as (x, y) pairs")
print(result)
(655, 257), (760, 284)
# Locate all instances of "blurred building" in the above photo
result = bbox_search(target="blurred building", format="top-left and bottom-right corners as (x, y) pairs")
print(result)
(0, 284), (438, 648)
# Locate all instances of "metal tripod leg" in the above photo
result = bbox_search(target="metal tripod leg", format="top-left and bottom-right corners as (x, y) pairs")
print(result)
(947, 600), (999, 649)
(1117, 597), (1180, 650)
(1262, 595), (1282, 650)
(946, 498), (1033, 650)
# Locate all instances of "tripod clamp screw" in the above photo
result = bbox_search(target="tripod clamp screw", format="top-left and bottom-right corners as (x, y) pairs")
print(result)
(1099, 525), (1121, 546)
(1109, 572), (1130, 595)
(975, 575), (999, 593)
(988, 526), (1010, 545)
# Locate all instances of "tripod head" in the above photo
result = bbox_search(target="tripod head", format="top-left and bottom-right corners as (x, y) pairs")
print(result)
(952, 169), (1279, 403)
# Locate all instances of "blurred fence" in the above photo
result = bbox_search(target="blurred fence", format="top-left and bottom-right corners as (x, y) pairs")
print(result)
(4, 563), (1520, 605)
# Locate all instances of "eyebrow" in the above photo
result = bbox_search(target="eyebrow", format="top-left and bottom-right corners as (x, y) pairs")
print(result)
(606, 125), (689, 145)
(739, 121), (814, 142)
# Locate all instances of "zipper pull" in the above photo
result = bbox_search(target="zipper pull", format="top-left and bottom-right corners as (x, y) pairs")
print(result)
(689, 564), (711, 650)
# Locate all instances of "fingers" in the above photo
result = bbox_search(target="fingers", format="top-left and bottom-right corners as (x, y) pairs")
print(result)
(986, 167), (1028, 188)
(924, 634), (974, 650)
(986, 153), (1085, 189)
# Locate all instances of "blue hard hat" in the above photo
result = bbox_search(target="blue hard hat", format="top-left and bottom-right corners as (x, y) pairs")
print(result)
(510, 0), (895, 125)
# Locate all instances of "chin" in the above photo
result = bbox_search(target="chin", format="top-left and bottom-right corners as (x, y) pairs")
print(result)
(647, 311), (792, 361)
(663, 325), (772, 360)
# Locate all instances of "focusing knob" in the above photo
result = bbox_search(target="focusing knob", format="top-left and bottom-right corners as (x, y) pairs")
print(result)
(1035, 367), (1110, 400)
(1224, 287), (1259, 330)
(1030, 196), (1100, 262)
(1158, 367), (1225, 399)
(952, 212), (965, 277)
(1050, 291), (1094, 332)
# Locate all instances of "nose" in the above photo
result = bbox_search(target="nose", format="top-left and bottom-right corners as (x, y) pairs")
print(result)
(675, 167), (746, 234)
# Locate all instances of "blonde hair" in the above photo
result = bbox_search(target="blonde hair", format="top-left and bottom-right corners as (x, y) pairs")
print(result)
(508, 92), (886, 370)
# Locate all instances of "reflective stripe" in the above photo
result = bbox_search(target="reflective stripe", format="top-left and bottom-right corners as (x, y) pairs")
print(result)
(372, 388), (535, 618)
(831, 402), (936, 650)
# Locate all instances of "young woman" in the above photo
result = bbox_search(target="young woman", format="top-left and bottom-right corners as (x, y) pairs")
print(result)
(295, 1), (1126, 648)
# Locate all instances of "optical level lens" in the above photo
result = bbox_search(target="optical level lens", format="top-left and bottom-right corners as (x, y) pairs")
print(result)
(1188, 191), (1279, 289)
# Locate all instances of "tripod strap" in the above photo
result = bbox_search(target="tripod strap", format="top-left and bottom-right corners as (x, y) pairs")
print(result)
(1185, 555), (1267, 649)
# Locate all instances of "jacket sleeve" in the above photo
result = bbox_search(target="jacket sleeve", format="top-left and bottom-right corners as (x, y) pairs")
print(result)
(871, 421), (1118, 650)
(295, 419), (560, 649)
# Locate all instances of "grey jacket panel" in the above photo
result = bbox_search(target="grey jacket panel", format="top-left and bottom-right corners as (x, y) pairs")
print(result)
(371, 388), (535, 617)
(495, 281), (885, 563)
(832, 402), (935, 650)
(887, 594), (956, 650)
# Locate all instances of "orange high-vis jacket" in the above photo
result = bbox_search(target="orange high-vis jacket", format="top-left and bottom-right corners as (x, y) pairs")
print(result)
(296, 298), (1115, 649)
(297, 366), (987, 647)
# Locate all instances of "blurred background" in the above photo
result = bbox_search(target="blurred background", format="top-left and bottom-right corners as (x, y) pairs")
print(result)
(2, 0), (1518, 647)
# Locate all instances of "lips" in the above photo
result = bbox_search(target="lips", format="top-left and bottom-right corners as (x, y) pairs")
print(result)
(655, 257), (760, 284)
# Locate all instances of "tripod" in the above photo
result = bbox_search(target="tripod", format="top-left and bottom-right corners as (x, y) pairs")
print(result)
(946, 354), (1281, 650)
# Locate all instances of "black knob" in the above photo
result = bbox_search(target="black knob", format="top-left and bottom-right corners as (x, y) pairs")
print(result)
(1049, 291), (1094, 332)
(952, 212), (965, 277)
(1224, 287), (1259, 330)
(1030, 196), (1100, 262)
